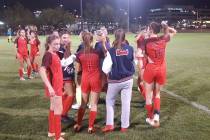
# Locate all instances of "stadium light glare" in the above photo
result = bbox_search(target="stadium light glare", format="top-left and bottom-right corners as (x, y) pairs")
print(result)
(0, 21), (4, 25)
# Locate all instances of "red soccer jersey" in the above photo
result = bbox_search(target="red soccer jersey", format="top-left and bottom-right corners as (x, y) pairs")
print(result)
(145, 35), (170, 66)
(42, 52), (63, 97)
(15, 37), (28, 55)
(30, 39), (40, 56)
(76, 49), (101, 75)
(76, 49), (101, 93)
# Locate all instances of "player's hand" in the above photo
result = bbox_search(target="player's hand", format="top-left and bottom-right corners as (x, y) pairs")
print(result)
(48, 86), (55, 97)
(161, 21), (168, 28)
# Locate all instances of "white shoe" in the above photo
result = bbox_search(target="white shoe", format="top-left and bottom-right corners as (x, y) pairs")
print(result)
(28, 76), (34, 79)
(72, 104), (81, 110)
(146, 118), (155, 126)
(23, 71), (27, 75)
(20, 77), (26, 81)
(48, 132), (65, 138)
(153, 114), (160, 128)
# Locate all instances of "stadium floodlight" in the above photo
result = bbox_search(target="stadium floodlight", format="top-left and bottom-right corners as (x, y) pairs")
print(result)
(0, 21), (4, 25)
(127, 0), (130, 32)
(80, 0), (83, 30)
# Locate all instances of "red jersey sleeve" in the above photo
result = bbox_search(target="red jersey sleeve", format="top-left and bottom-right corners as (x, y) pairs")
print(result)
(41, 52), (52, 69)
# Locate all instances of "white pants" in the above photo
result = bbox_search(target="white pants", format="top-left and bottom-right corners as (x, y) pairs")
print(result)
(105, 79), (133, 128)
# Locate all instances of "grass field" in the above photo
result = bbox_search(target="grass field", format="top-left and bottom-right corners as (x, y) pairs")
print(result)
(0, 33), (210, 140)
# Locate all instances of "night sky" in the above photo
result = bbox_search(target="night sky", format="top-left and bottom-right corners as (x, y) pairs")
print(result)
(1, 0), (210, 19)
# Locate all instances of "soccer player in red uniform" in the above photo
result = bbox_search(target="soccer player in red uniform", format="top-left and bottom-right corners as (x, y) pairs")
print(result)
(143, 22), (177, 127)
(14, 29), (32, 80)
(29, 31), (40, 75)
(74, 32), (102, 133)
(57, 31), (76, 122)
(39, 34), (65, 140)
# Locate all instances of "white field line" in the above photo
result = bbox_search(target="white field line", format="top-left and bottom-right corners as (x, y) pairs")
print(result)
(133, 76), (210, 115)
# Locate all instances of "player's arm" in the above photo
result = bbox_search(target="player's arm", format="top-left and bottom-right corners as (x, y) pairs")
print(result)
(101, 35), (108, 56)
(162, 21), (177, 38)
(136, 48), (144, 77)
(39, 67), (55, 97)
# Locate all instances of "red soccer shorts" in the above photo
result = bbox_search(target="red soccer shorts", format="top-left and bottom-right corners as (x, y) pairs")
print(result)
(30, 51), (40, 58)
(81, 72), (101, 94)
(16, 52), (29, 61)
(143, 63), (166, 85)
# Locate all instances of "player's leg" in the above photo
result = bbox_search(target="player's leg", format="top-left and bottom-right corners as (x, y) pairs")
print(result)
(145, 82), (154, 126)
(102, 83), (120, 133)
(74, 92), (89, 132)
(52, 96), (64, 140)
(17, 54), (25, 80)
(153, 82), (162, 128)
(34, 55), (39, 73)
(61, 82), (75, 120)
(88, 91), (100, 133)
(26, 57), (32, 79)
(152, 66), (166, 128)
(120, 79), (133, 132)
(72, 74), (82, 109)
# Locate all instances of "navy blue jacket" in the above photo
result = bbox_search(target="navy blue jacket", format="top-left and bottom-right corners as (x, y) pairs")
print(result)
(108, 44), (135, 82)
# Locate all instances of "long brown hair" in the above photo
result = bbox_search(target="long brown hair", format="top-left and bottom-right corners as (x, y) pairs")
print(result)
(113, 29), (125, 49)
(64, 43), (71, 58)
(82, 32), (93, 53)
(45, 34), (60, 51)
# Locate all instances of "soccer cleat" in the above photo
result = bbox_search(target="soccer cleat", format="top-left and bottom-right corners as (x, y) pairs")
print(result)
(88, 127), (96, 134)
(73, 124), (82, 132)
(72, 104), (80, 110)
(146, 118), (155, 126)
(120, 128), (128, 133)
(28, 76), (34, 79)
(153, 114), (160, 128)
(20, 77), (26, 81)
(48, 132), (65, 138)
(102, 125), (114, 133)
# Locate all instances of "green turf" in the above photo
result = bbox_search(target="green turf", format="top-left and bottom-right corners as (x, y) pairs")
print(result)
(0, 33), (210, 140)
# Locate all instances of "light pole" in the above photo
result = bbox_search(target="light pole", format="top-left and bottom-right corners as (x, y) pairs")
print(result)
(80, 0), (83, 31)
(127, 0), (130, 32)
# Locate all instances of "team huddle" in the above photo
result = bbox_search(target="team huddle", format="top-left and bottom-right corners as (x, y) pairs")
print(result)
(14, 22), (176, 140)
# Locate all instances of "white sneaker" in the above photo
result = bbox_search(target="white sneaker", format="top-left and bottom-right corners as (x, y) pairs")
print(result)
(72, 104), (80, 110)
(146, 118), (154, 126)
(48, 132), (65, 138)
(28, 76), (34, 79)
(153, 114), (160, 128)
(20, 77), (26, 81)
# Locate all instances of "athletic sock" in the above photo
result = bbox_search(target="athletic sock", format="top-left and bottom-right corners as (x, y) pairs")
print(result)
(48, 110), (55, 133)
(154, 98), (160, 115)
(54, 115), (61, 140)
(35, 63), (39, 72)
(19, 68), (23, 78)
(88, 111), (97, 128)
(77, 108), (86, 125)
(62, 96), (74, 116)
(27, 66), (32, 77)
(145, 104), (153, 119)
